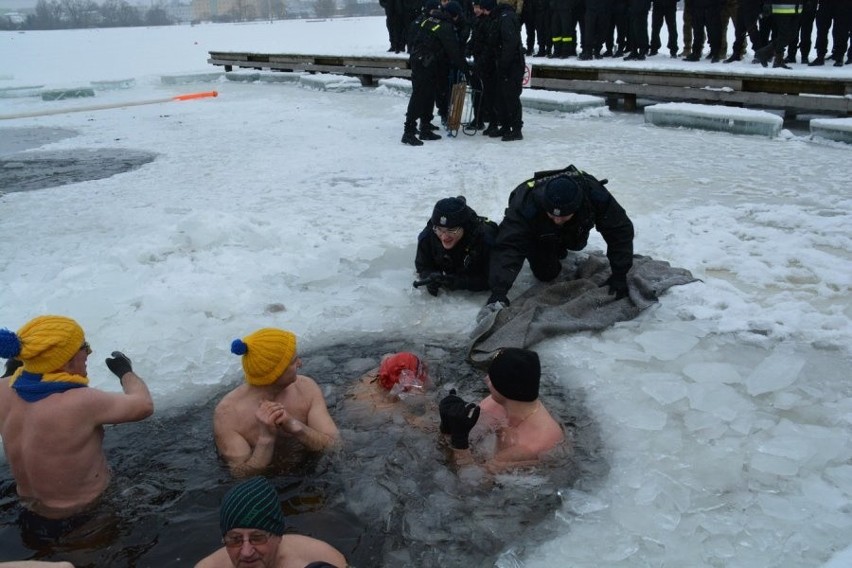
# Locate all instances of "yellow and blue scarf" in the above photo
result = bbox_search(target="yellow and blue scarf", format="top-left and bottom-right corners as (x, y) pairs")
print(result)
(9, 368), (89, 403)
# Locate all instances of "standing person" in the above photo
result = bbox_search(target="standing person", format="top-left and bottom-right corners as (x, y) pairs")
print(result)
(680, 0), (694, 57)
(548, 0), (574, 57)
(808, 0), (849, 67)
(624, 0), (652, 60)
(469, 0), (499, 129)
(784, 0), (816, 63)
(381, 0), (407, 52)
(521, 0), (538, 54)
(493, 0), (526, 140)
(0, 316), (154, 523)
(414, 196), (498, 296)
(649, 0), (679, 57)
(534, 0), (553, 54)
(401, 1), (471, 145)
(684, 0), (723, 62)
(486, 165), (635, 309)
(580, 0), (614, 58)
(754, 1), (804, 68)
(439, 348), (565, 471)
(724, 0), (766, 62)
(214, 328), (340, 477)
(194, 477), (346, 568)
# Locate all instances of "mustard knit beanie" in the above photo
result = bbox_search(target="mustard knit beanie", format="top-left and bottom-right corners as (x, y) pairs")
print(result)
(230, 328), (297, 386)
(0, 315), (85, 374)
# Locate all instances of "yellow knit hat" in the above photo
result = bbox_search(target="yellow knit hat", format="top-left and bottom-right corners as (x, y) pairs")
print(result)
(6, 315), (85, 374)
(230, 328), (297, 386)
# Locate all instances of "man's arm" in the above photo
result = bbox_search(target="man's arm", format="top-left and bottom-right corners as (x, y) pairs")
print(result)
(276, 380), (340, 452)
(89, 352), (154, 425)
(213, 402), (280, 477)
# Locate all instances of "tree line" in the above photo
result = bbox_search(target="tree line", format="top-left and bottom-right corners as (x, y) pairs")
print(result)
(1, 0), (172, 29)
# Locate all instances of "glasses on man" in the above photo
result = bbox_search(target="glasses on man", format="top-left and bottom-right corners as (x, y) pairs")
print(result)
(222, 531), (272, 548)
(80, 341), (92, 355)
(433, 226), (462, 237)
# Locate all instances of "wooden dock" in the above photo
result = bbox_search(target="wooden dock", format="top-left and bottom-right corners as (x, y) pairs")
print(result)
(207, 51), (852, 116)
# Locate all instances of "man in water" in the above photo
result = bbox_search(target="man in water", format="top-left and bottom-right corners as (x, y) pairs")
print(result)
(195, 476), (346, 568)
(439, 347), (565, 471)
(0, 315), (154, 523)
(214, 328), (340, 477)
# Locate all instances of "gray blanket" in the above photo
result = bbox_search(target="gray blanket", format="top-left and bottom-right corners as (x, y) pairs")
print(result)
(468, 252), (699, 367)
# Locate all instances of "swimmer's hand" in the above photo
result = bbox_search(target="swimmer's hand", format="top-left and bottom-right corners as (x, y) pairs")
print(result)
(440, 391), (480, 450)
(105, 351), (133, 381)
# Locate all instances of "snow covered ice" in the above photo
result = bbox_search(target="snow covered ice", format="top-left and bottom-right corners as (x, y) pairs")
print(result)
(1, 16), (852, 568)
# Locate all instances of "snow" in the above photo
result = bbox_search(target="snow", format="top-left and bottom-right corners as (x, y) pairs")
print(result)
(1, 15), (852, 568)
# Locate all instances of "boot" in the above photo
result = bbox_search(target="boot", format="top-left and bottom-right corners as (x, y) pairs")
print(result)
(724, 53), (742, 63)
(482, 123), (501, 137)
(834, 59), (845, 67)
(772, 54), (791, 69)
(579, 51), (593, 60)
(548, 44), (562, 58)
(490, 126), (509, 138)
(419, 128), (442, 141)
(501, 128), (523, 141)
(684, 53), (701, 62)
(784, 52), (796, 64)
(754, 44), (773, 67)
(808, 55), (824, 66)
(401, 132), (423, 146)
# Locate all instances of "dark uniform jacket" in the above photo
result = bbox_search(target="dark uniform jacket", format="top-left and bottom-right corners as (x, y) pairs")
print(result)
(489, 168), (635, 297)
(495, 3), (525, 73)
(416, 217), (498, 291)
(411, 10), (471, 72)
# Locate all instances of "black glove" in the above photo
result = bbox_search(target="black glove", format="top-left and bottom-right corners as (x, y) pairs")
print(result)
(600, 274), (628, 300)
(439, 388), (460, 434)
(426, 280), (441, 296)
(439, 391), (480, 449)
(486, 292), (510, 307)
(106, 351), (133, 380)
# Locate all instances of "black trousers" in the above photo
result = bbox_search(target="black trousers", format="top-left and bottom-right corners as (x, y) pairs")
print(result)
(584, 0), (614, 54)
(650, 0), (678, 53)
(405, 60), (439, 132)
(787, 0), (816, 58)
(495, 60), (525, 130)
(730, 0), (765, 55)
(690, 0), (723, 56)
(627, 0), (652, 54)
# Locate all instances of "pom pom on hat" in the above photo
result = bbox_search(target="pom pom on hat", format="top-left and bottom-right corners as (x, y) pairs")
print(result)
(377, 352), (427, 391)
(232, 328), (297, 386)
(542, 176), (583, 217)
(220, 477), (286, 536)
(487, 348), (541, 402)
(3, 316), (85, 374)
(431, 196), (470, 229)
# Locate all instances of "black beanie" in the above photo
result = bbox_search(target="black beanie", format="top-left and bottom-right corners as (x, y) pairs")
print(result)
(479, 0), (496, 10)
(431, 196), (470, 228)
(487, 348), (541, 402)
(542, 176), (582, 216)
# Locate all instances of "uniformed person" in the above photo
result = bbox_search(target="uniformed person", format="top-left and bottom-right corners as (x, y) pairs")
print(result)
(486, 165), (635, 307)
(415, 196), (498, 296)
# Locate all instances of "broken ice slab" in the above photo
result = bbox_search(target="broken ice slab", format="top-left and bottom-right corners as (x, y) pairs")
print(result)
(377, 77), (411, 95)
(810, 117), (852, 144)
(644, 102), (783, 137)
(299, 73), (362, 92)
(520, 90), (606, 113)
(0, 85), (44, 98)
(90, 78), (136, 90)
(41, 88), (95, 101)
(258, 72), (303, 84)
(225, 72), (261, 82)
(745, 350), (805, 396)
(160, 72), (223, 85)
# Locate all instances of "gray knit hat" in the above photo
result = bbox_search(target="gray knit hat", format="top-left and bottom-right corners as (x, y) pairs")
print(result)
(219, 477), (286, 536)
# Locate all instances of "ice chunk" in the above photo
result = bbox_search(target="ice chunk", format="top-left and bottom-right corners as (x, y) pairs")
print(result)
(746, 350), (805, 396)
(520, 89), (606, 113)
(644, 102), (783, 137)
(299, 73), (362, 92)
(687, 383), (753, 421)
(634, 330), (700, 361)
(750, 452), (800, 476)
(810, 117), (852, 145)
(683, 362), (743, 385)
(640, 373), (688, 405)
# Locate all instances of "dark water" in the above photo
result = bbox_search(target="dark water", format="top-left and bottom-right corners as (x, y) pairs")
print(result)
(0, 127), (156, 192)
(0, 335), (608, 567)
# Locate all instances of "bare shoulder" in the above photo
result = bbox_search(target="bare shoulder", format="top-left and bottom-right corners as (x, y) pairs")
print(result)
(294, 375), (324, 398)
(193, 546), (230, 568)
(281, 534), (347, 567)
(214, 384), (250, 414)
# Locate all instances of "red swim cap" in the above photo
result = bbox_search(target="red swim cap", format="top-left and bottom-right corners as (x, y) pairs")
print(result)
(377, 352), (427, 391)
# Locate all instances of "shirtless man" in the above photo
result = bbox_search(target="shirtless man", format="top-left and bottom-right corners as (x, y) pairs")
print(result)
(439, 347), (565, 471)
(0, 315), (154, 521)
(214, 328), (339, 477)
(195, 476), (346, 568)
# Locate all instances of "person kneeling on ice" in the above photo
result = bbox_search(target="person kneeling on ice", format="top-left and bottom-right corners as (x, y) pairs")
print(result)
(414, 196), (498, 297)
(194, 476), (346, 568)
(0, 315), (154, 527)
(439, 347), (565, 471)
(214, 328), (340, 478)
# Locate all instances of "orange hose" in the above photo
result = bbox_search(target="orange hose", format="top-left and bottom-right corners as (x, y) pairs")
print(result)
(172, 91), (218, 101)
